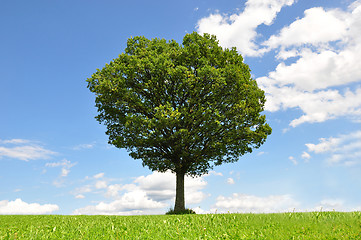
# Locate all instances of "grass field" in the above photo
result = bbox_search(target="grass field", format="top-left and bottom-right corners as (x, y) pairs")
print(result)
(1, 211), (361, 239)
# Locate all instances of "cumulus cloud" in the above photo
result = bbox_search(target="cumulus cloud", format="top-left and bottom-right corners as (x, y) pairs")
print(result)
(105, 184), (123, 198)
(306, 137), (341, 154)
(0, 199), (59, 215)
(305, 131), (361, 166)
(134, 171), (175, 201)
(197, 0), (295, 56)
(0, 139), (56, 161)
(134, 171), (208, 204)
(214, 193), (299, 213)
(257, 2), (361, 126)
(258, 85), (361, 127)
(73, 191), (166, 215)
(264, 7), (348, 50)
(73, 171), (209, 215)
(263, 50), (361, 92)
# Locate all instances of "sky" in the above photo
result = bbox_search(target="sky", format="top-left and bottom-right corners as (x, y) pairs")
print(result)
(1, 0), (361, 215)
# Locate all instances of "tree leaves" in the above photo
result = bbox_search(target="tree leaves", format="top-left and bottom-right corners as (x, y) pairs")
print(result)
(87, 32), (272, 176)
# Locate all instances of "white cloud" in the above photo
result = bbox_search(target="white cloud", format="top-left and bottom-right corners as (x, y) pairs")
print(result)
(133, 171), (176, 202)
(0, 140), (56, 161)
(73, 185), (92, 196)
(61, 168), (70, 177)
(44, 159), (77, 187)
(289, 156), (298, 165)
(313, 199), (345, 211)
(309, 199), (361, 212)
(214, 193), (299, 213)
(197, 0), (295, 56)
(45, 159), (76, 178)
(0, 199), (59, 215)
(257, 2), (361, 126)
(301, 152), (311, 162)
(45, 159), (70, 167)
(207, 170), (223, 177)
(227, 178), (235, 184)
(75, 194), (85, 199)
(134, 171), (208, 204)
(72, 143), (95, 150)
(305, 137), (341, 154)
(105, 184), (123, 198)
(276, 48), (299, 60)
(73, 171), (209, 215)
(186, 175), (208, 204)
(0, 139), (30, 144)
(95, 180), (107, 189)
(264, 50), (361, 91)
(192, 206), (208, 214)
(257, 151), (266, 156)
(305, 131), (361, 165)
(93, 172), (105, 179)
(259, 78), (361, 127)
(264, 7), (348, 50)
(73, 191), (166, 215)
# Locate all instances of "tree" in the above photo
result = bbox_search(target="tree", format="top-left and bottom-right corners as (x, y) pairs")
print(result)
(87, 32), (272, 213)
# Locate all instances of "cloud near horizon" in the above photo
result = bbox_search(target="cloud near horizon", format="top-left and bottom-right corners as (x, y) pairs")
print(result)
(213, 193), (298, 213)
(0, 199), (59, 215)
(72, 171), (208, 215)
(208, 193), (361, 213)
(72, 170), (361, 215)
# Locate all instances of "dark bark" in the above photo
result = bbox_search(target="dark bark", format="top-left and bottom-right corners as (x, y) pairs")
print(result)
(174, 171), (185, 212)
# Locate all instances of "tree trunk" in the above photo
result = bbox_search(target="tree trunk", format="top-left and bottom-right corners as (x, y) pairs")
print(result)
(174, 171), (185, 213)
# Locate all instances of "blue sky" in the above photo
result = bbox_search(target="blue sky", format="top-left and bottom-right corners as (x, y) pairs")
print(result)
(1, 0), (360, 215)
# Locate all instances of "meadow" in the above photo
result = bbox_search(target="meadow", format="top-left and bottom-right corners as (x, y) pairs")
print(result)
(1, 211), (361, 239)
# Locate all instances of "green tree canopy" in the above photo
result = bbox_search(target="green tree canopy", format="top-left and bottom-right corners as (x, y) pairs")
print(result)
(87, 32), (272, 213)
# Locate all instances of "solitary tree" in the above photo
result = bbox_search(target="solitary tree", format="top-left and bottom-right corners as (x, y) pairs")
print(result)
(87, 32), (272, 213)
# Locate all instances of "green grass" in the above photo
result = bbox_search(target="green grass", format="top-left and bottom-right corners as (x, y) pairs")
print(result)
(1, 212), (361, 239)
